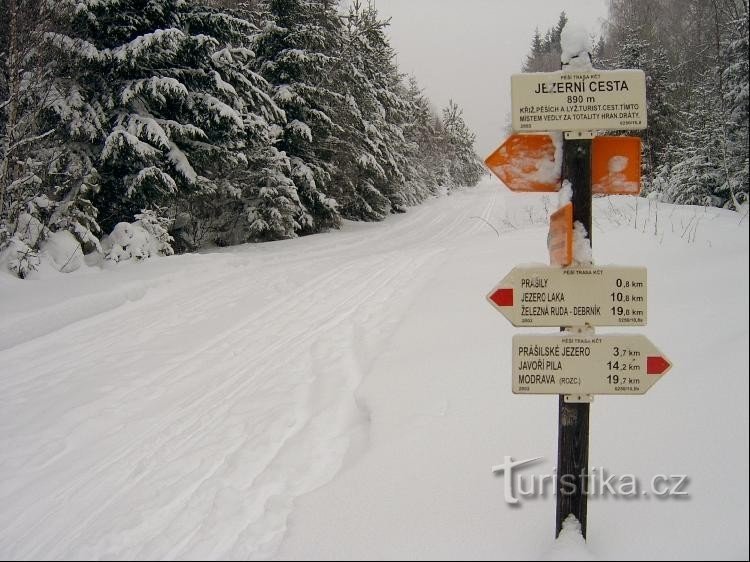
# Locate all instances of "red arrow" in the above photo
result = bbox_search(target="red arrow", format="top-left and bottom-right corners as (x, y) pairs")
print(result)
(490, 288), (514, 307)
(647, 356), (671, 375)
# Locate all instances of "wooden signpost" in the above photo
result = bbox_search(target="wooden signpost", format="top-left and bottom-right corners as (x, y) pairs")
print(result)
(485, 52), (671, 541)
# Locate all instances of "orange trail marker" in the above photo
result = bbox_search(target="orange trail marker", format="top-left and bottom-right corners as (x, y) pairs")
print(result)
(548, 202), (573, 266)
(592, 136), (642, 195)
(485, 134), (561, 192)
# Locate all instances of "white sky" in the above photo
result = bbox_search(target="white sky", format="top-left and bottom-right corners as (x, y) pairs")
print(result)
(371, 0), (609, 158)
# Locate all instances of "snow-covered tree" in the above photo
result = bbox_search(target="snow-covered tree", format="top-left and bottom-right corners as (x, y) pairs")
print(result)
(50, 0), (300, 250)
(718, 4), (749, 208)
(655, 77), (726, 206)
(522, 12), (569, 72)
(104, 207), (174, 262)
(253, 0), (342, 233)
(1, 0), (103, 277)
(600, 25), (679, 191)
(551, 0), (749, 210)
(442, 100), (485, 190)
(3, 0), (489, 277)
(327, 0), (412, 220)
(400, 76), (441, 203)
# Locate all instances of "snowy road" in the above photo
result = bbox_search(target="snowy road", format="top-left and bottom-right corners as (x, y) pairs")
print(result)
(0, 184), (499, 559)
(1, 181), (748, 560)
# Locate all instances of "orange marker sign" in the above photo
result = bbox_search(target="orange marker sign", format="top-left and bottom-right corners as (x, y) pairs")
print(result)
(548, 203), (573, 266)
(592, 136), (641, 195)
(485, 134), (560, 192)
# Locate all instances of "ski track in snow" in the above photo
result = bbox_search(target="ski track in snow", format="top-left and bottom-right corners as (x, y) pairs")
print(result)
(0, 187), (497, 560)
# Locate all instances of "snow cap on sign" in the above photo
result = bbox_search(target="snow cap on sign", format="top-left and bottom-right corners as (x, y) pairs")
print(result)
(560, 23), (592, 64)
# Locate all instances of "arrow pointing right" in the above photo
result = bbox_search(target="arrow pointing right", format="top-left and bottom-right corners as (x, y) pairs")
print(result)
(647, 356), (672, 375)
(512, 334), (673, 396)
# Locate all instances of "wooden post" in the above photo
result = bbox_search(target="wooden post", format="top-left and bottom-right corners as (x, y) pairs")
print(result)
(555, 136), (592, 539)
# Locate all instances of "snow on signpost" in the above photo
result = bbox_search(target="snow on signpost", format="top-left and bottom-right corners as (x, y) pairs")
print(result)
(484, 20), (672, 543)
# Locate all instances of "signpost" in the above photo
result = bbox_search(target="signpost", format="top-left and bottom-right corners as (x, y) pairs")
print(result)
(487, 265), (648, 327)
(512, 333), (671, 395)
(556, 130), (593, 538)
(485, 44), (670, 542)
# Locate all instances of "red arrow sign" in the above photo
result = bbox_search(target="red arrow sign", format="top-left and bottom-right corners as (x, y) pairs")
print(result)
(485, 134), (560, 192)
(489, 287), (513, 307)
(647, 356), (672, 375)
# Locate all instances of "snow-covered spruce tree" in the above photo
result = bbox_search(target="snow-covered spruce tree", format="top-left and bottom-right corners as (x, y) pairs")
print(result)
(400, 75), (441, 202)
(57, 0), (202, 243)
(661, 4), (749, 210)
(178, 2), (306, 245)
(600, 25), (679, 192)
(326, 0), (413, 220)
(655, 75), (726, 206)
(596, 0), (747, 210)
(253, 0), (342, 234)
(522, 12), (569, 73)
(351, 3), (418, 214)
(1, 0), (104, 277)
(441, 100), (484, 190)
(718, 4), (749, 209)
(55, 0), (289, 251)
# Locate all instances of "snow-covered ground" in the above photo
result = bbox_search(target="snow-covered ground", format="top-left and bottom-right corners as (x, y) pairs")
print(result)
(1, 178), (748, 560)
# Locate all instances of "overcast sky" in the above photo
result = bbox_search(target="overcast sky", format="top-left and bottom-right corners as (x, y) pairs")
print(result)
(370, 0), (609, 158)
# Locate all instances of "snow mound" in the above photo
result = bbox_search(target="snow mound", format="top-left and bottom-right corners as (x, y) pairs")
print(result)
(41, 230), (84, 273)
(540, 515), (596, 560)
(104, 211), (174, 262)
